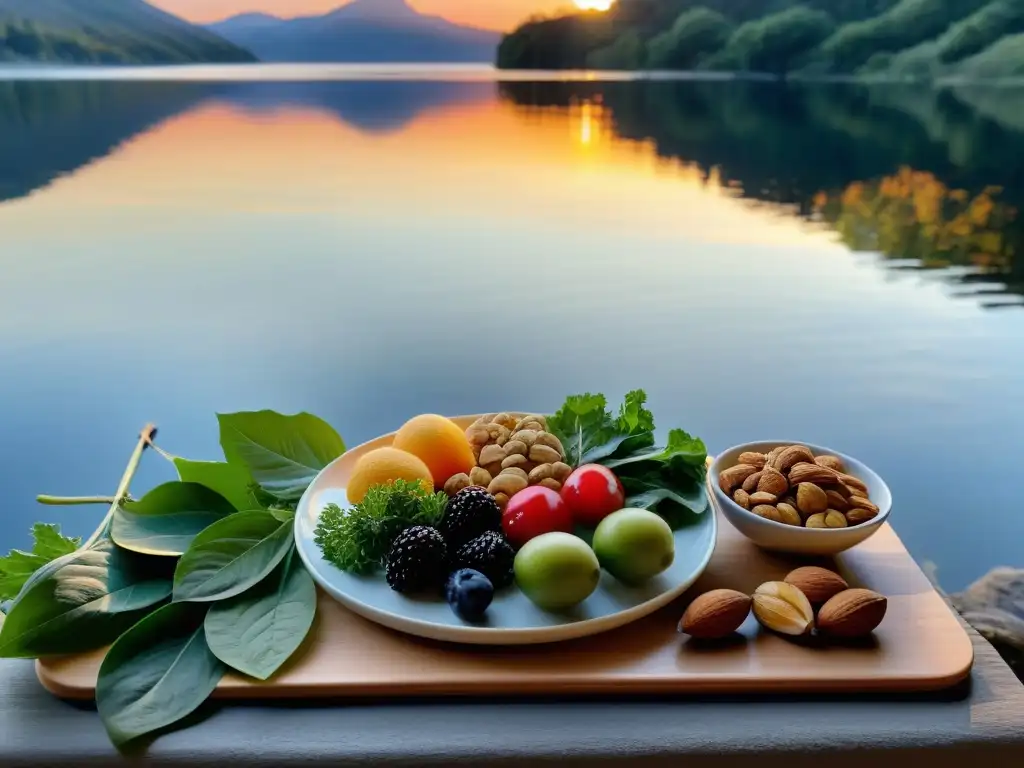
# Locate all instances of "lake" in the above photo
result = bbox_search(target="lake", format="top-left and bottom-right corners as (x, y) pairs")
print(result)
(1, 65), (1022, 595)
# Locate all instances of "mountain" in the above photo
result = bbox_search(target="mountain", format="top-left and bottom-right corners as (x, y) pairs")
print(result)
(0, 0), (256, 64)
(207, 0), (500, 63)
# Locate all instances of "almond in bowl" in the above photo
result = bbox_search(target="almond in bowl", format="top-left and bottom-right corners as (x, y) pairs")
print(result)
(709, 441), (892, 556)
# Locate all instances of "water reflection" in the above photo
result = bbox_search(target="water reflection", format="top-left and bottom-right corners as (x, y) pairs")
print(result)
(501, 80), (1024, 309)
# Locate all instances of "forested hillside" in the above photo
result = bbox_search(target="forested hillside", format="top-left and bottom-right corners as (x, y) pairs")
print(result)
(496, 0), (1024, 79)
(0, 0), (256, 64)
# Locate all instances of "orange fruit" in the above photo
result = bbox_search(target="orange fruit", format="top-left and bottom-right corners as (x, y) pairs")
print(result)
(346, 447), (434, 505)
(392, 413), (475, 487)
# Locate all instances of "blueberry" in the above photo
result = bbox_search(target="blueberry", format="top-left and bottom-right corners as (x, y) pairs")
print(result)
(445, 568), (494, 622)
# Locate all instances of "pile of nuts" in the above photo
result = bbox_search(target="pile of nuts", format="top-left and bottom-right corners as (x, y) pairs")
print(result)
(717, 445), (880, 528)
(679, 566), (888, 640)
(443, 413), (572, 510)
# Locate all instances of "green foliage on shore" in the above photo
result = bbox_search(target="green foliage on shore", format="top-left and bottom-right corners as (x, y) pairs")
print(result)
(497, 0), (1024, 80)
(0, 0), (256, 64)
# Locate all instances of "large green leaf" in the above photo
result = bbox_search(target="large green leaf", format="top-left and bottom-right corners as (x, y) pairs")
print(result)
(218, 411), (345, 501)
(0, 539), (171, 658)
(204, 550), (315, 680)
(112, 482), (236, 557)
(173, 511), (293, 602)
(0, 523), (81, 601)
(97, 602), (225, 748)
(173, 459), (258, 513)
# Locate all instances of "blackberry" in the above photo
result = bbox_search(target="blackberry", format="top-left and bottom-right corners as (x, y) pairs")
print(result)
(438, 486), (502, 548)
(454, 531), (516, 589)
(384, 526), (448, 594)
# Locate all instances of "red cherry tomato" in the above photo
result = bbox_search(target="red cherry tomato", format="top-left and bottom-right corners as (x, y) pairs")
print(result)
(501, 486), (573, 548)
(560, 464), (625, 527)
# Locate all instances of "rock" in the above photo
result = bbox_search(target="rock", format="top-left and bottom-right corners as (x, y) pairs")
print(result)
(952, 567), (1024, 678)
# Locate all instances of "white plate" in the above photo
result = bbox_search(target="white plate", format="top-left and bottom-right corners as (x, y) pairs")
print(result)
(294, 415), (717, 645)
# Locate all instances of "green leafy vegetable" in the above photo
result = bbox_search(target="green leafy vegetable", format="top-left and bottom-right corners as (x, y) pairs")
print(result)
(173, 459), (259, 512)
(173, 511), (294, 602)
(112, 482), (237, 557)
(97, 602), (225, 748)
(0, 523), (80, 601)
(0, 539), (171, 658)
(548, 389), (708, 525)
(204, 549), (316, 680)
(314, 479), (448, 574)
(218, 411), (345, 501)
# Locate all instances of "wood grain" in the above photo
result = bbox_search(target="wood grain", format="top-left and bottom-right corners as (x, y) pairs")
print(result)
(37, 504), (974, 700)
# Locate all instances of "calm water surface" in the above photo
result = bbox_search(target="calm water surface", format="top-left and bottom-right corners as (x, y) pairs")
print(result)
(1, 68), (1022, 593)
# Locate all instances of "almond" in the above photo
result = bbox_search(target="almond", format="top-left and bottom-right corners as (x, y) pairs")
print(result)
(814, 455), (846, 473)
(752, 504), (783, 523)
(824, 489), (850, 511)
(738, 451), (767, 470)
(748, 491), (778, 506)
(837, 473), (869, 495)
(784, 566), (849, 604)
(788, 462), (839, 486)
(817, 588), (887, 637)
(757, 467), (789, 496)
(796, 483), (828, 515)
(752, 581), (814, 636)
(769, 445), (814, 472)
(733, 489), (751, 510)
(806, 510), (848, 529)
(775, 502), (802, 526)
(679, 589), (752, 639)
(846, 507), (879, 525)
(742, 470), (763, 494)
(718, 463), (758, 494)
(848, 496), (879, 514)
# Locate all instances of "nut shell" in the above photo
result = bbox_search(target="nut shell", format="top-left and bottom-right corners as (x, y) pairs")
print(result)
(678, 589), (752, 639)
(817, 588), (887, 637)
(752, 581), (815, 636)
(784, 566), (849, 604)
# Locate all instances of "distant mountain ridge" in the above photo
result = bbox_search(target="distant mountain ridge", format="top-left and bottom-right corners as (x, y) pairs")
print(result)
(207, 0), (500, 63)
(0, 0), (255, 63)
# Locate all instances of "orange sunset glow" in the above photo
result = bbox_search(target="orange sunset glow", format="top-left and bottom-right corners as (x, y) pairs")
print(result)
(153, 0), (579, 31)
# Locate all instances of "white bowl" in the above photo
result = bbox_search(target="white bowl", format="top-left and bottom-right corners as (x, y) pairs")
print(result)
(709, 440), (892, 556)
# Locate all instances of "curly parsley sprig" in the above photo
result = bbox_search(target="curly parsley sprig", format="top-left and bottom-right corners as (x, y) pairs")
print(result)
(313, 480), (448, 575)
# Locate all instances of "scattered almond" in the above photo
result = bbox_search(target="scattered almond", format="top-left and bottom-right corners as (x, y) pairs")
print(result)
(752, 581), (815, 636)
(784, 566), (849, 604)
(679, 589), (752, 639)
(817, 588), (887, 637)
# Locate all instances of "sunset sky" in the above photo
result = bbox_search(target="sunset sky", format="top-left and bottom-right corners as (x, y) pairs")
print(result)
(153, 0), (576, 31)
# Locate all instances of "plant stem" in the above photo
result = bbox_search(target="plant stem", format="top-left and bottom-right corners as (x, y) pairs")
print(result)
(36, 495), (118, 506)
(143, 431), (176, 463)
(82, 424), (158, 550)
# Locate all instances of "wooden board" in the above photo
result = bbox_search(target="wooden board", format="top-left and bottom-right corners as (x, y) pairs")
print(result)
(37, 505), (973, 700)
